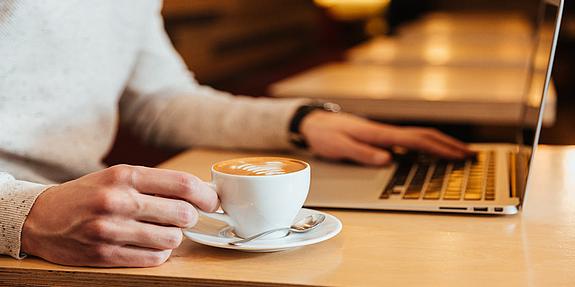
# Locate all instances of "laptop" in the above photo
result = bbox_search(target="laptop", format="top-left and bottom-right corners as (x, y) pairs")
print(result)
(300, 0), (564, 215)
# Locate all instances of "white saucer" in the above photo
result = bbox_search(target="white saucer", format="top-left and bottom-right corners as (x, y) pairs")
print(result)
(183, 208), (342, 252)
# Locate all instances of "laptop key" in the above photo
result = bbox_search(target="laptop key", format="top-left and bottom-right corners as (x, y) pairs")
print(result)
(484, 151), (496, 200)
(381, 161), (414, 199)
(464, 174), (484, 201)
(423, 160), (447, 200)
(443, 161), (466, 200)
(423, 161), (447, 200)
(464, 193), (482, 200)
(463, 151), (495, 201)
(403, 163), (430, 199)
(423, 189), (441, 200)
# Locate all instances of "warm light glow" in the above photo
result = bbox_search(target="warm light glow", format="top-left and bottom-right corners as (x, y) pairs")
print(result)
(423, 45), (451, 65)
(314, 0), (389, 7)
(423, 20), (455, 33)
(314, 0), (390, 20)
(527, 73), (547, 108)
(420, 69), (448, 100)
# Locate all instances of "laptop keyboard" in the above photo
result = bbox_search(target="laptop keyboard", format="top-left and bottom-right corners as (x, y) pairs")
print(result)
(381, 151), (496, 201)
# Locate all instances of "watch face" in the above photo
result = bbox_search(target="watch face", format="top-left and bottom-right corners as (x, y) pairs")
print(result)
(322, 102), (342, 113)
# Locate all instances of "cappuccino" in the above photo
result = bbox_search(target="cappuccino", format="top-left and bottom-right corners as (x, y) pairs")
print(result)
(206, 157), (311, 238)
(213, 157), (307, 176)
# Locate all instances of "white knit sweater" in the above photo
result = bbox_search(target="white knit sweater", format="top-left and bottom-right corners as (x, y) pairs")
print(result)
(0, 0), (305, 258)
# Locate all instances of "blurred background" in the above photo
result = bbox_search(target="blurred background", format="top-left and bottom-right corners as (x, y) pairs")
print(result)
(106, 0), (575, 166)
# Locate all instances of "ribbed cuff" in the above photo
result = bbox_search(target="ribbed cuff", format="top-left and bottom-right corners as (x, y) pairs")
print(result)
(0, 176), (51, 259)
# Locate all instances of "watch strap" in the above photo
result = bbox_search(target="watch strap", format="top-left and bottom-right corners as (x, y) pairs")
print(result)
(289, 102), (341, 148)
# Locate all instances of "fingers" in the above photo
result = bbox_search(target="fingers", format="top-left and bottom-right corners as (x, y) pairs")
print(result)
(391, 129), (467, 159)
(134, 194), (198, 228)
(82, 218), (183, 251)
(412, 128), (473, 155)
(87, 245), (173, 267)
(114, 221), (184, 251)
(350, 122), (471, 159)
(104, 165), (219, 212)
(132, 167), (218, 212)
(110, 246), (172, 267)
(335, 135), (393, 166)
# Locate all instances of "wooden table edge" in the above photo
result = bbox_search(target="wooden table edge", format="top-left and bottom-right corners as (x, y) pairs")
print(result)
(0, 266), (322, 287)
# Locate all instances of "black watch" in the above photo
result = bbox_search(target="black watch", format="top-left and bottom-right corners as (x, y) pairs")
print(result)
(289, 102), (341, 148)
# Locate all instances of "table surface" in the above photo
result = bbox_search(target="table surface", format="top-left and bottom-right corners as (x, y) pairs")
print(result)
(271, 63), (529, 102)
(1, 145), (575, 287)
(270, 63), (556, 126)
(395, 11), (533, 42)
(346, 36), (531, 67)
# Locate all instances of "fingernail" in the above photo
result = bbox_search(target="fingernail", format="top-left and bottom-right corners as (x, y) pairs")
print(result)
(374, 153), (390, 165)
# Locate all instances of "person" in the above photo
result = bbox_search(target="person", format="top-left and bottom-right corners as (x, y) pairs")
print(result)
(0, 1), (472, 267)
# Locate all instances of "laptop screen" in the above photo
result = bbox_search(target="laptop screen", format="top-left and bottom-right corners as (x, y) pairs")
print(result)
(515, 0), (563, 205)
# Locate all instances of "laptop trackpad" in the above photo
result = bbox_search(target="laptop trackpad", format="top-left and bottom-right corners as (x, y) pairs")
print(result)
(305, 160), (394, 205)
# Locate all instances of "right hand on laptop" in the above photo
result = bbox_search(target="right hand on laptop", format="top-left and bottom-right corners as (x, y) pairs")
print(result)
(21, 165), (219, 267)
(301, 111), (474, 166)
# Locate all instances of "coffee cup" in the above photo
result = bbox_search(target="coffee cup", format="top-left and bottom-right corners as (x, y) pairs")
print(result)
(199, 157), (310, 239)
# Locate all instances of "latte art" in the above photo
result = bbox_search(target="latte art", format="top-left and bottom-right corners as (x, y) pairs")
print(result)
(213, 157), (307, 176)
(233, 161), (287, 175)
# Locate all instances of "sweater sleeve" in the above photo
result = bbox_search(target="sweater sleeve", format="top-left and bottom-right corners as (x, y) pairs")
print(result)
(119, 2), (309, 151)
(0, 173), (50, 259)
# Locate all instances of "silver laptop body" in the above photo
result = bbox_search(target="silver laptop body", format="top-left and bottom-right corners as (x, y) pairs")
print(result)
(302, 0), (564, 215)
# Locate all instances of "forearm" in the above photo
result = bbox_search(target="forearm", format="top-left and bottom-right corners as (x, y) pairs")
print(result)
(119, 6), (309, 151)
(122, 86), (308, 150)
(0, 173), (50, 259)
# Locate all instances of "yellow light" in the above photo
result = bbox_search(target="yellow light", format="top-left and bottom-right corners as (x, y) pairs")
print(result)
(421, 68), (448, 100)
(315, 0), (389, 7)
(423, 45), (451, 65)
(314, 0), (391, 21)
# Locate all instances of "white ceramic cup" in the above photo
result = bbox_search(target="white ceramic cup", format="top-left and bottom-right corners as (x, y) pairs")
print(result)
(199, 157), (310, 239)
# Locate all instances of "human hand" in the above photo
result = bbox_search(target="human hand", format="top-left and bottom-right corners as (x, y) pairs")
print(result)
(21, 165), (218, 267)
(300, 111), (473, 166)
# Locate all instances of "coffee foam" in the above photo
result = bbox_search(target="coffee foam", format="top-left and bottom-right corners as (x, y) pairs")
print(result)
(231, 161), (286, 176)
(214, 157), (306, 176)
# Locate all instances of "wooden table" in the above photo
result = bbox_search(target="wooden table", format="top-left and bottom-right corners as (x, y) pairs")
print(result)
(2, 145), (575, 286)
(397, 14), (532, 38)
(346, 36), (532, 68)
(270, 63), (557, 126)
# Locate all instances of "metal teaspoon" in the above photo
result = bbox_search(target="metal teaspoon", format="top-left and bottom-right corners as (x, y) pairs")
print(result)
(228, 214), (326, 246)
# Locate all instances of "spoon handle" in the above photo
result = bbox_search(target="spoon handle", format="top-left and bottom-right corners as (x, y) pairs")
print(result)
(228, 228), (290, 246)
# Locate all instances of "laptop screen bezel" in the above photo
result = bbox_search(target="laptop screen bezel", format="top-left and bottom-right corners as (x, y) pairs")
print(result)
(517, 0), (564, 207)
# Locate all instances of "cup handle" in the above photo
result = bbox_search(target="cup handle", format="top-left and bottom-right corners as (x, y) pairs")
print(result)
(197, 209), (234, 226)
(196, 181), (234, 226)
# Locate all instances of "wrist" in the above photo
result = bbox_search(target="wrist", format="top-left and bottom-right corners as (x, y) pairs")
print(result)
(289, 102), (341, 148)
(20, 221), (36, 256)
(20, 186), (54, 257)
(300, 110), (331, 140)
